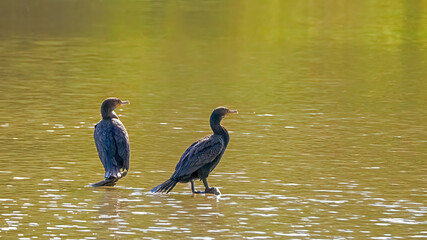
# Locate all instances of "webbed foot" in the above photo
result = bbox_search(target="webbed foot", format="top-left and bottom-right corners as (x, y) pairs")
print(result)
(191, 188), (220, 195)
(205, 187), (221, 195)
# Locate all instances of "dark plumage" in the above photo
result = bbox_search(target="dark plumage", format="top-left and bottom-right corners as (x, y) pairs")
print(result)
(91, 97), (130, 187)
(151, 107), (238, 195)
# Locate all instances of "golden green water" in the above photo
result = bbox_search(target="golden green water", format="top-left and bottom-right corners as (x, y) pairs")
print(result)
(0, 0), (426, 239)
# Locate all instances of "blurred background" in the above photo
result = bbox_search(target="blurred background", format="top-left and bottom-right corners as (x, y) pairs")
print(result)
(0, 0), (426, 239)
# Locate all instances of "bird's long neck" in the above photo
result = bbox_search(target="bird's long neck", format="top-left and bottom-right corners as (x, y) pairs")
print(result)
(101, 107), (118, 119)
(210, 118), (229, 142)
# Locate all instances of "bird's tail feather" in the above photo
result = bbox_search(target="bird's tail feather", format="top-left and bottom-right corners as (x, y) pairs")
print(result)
(151, 179), (177, 193)
(89, 171), (128, 188)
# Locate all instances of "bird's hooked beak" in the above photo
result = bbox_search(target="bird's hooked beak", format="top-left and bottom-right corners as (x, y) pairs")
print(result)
(117, 100), (130, 107)
(227, 110), (238, 116)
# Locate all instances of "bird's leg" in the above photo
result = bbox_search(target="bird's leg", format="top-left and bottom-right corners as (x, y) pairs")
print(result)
(202, 178), (210, 191)
(191, 180), (203, 194)
(202, 178), (221, 195)
(191, 180), (196, 192)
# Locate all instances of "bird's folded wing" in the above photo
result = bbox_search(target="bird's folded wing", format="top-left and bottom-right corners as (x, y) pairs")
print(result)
(173, 135), (224, 178)
(94, 125), (117, 171)
(113, 122), (130, 170)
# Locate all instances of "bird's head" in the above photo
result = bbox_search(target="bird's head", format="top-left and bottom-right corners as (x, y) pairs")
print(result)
(210, 106), (238, 124)
(101, 97), (130, 119)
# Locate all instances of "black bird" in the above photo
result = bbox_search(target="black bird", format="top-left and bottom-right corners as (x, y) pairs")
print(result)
(91, 97), (130, 187)
(151, 107), (238, 195)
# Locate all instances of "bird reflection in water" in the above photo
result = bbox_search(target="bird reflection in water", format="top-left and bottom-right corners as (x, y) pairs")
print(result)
(94, 188), (129, 237)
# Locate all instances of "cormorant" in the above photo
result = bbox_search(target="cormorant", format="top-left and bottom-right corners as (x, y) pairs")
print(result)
(91, 97), (130, 187)
(151, 107), (238, 195)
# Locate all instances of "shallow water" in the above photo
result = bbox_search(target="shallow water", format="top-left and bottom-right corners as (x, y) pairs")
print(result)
(0, 0), (426, 239)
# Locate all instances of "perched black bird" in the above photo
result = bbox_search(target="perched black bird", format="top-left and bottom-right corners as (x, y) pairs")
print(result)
(151, 107), (238, 195)
(91, 97), (130, 187)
